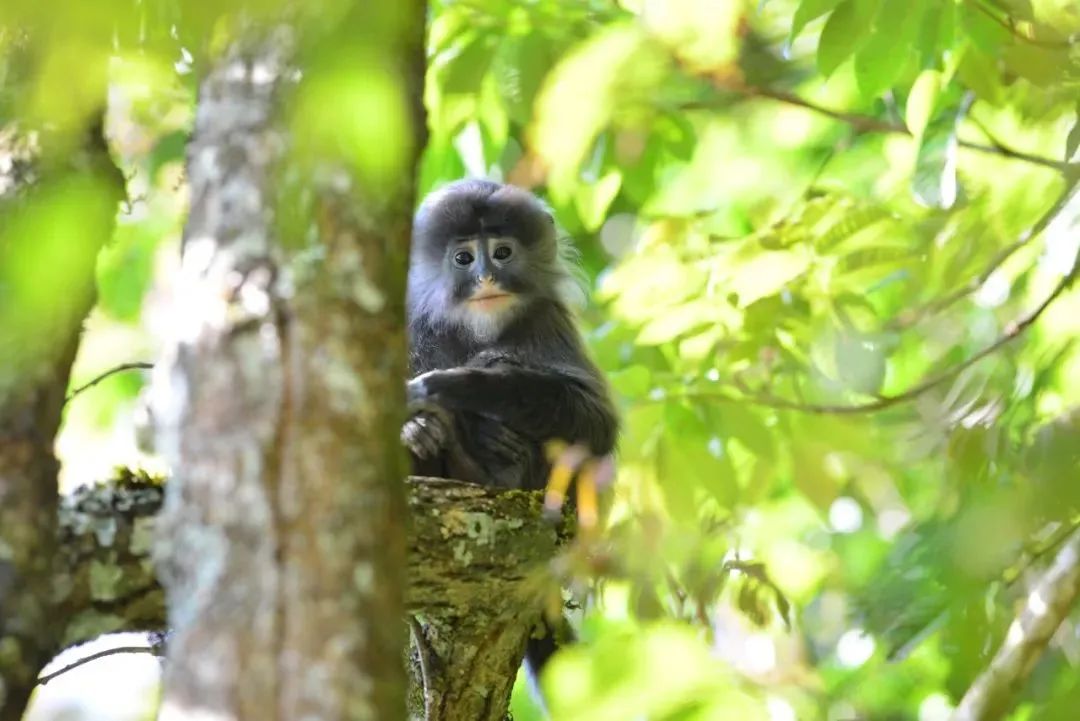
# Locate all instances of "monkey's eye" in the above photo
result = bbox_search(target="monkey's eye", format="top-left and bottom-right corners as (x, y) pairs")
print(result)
(453, 250), (474, 267)
(492, 245), (513, 261)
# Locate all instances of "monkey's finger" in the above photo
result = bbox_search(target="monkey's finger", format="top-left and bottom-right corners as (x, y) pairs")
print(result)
(542, 442), (589, 520)
(402, 416), (442, 458)
(576, 460), (600, 531)
(593, 454), (616, 490)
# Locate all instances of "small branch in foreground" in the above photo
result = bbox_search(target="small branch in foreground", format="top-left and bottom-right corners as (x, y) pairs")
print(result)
(695, 79), (1073, 173)
(669, 182), (1080, 415)
(890, 173), (1079, 330)
(951, 527), (1080, 721)
(64, 362), (154, 404)
(37, 646), (160, 686)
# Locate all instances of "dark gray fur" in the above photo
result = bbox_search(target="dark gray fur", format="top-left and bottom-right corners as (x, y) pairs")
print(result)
(403, 179), (617, 490)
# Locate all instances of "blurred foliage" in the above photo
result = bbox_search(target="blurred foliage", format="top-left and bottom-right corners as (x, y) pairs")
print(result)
(4, 0), (1080, 719)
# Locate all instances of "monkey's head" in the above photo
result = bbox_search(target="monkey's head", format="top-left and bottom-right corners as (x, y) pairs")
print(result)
(409, 179), (580, 340)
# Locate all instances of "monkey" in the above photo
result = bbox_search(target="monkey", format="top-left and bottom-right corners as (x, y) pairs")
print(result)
(402, 178), (618, 491)
(400, 178), (619, 697)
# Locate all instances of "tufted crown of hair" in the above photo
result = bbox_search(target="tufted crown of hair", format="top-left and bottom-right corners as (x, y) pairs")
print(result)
(412, 179), (557, 257)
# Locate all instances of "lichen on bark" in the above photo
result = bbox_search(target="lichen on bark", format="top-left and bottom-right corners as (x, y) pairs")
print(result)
(0, 106), (124, 719)
(49, 474), (566, 721)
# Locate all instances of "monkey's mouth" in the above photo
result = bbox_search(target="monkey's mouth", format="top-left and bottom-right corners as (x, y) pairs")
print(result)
(467, 291), (515, 309)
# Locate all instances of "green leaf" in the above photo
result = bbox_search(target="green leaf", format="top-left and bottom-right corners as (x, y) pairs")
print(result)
(1002, 43), (1073, 87)
(916, 0), (955, 69)
(955, 45), (1003, 104)
(96, 221), (162, 322)
(492, 32), (556, 124)
(792, 441), (842, 512)
(534, 23), (663, 193)
(959, 2), (1011, 55)
(912, 96), (968, 209)
(429, 8), (471, 55)
(817, 0), (880, 77)
(440, 33), (496, 95)
(575, 169), (622, 232)
(905, 69), (942, 137)
(660, 404), (739, 512)
(788, 0), (845, 44)
(834, 331), (886, 394)
(610, 365), (652, 398)
(636, 300), (727, 345)
(147, 130), (187, 181)
(727, 250), (811, 307)
(709, 403), (776, 460)
(1066, 105), (1080, 162)
(853, 0), (921, 99)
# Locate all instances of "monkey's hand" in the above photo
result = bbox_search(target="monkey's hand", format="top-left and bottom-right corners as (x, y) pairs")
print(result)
(401, 400), (454, 460)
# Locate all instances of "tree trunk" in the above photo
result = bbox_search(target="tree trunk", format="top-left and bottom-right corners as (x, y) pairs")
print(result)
(0, 88), (123, 719)
(151, 7), (425, 720)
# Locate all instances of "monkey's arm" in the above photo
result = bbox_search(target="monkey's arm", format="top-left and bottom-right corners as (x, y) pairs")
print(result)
(408, 365), (617, 455)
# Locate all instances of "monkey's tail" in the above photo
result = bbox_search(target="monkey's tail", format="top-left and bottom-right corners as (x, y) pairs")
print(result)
(523, 617), (563, 717)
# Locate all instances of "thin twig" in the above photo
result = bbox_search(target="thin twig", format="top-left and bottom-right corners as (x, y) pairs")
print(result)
(693, 80), (1073, 173)
(408, 615), (437, 719)
(65, 362), (154, 404)
(37, 646), (159, 686)
(889, 174), (1078, 330)
(951, 527), (1080, 721)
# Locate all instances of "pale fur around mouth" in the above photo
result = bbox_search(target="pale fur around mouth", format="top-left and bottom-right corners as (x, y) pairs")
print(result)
(467, 293), (515, 307)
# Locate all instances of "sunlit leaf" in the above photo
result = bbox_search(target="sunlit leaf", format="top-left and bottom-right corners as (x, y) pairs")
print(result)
(643, 0), (744, 71)
(439, 32), (497, 95)
(959, 1), (1011, 54)
(726, 249), (811, 307)
(853, 0), (922, 100)
(954, 44), (1003, 104)
(817, 0), (880, 77)
(610, 365), (652, 398)
(636, 300), (732, 345)
(911, 96), (968, 209)
(575, 170), (623, 232)
(492, 32), (556, 124)
(1066, 105), (1080, 161)
(905, 69), (942, 138)
(1002, 41), (1073, 87)
(533, 23), (666, 193)
(788, 0), (845, 44)
(96, 220), (164, 323)
(834, 331), (886, 394)
(544, 623), (764, 721)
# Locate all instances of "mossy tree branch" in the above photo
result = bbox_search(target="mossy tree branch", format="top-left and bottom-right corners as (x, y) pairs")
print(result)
(47, 475), (565, 721)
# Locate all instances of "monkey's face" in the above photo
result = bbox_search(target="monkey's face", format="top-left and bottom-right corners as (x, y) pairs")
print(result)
(447, 235), (525, 309)
(410, 180), (565, 339)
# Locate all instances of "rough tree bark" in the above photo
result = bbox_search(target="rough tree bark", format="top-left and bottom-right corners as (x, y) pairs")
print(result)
(0, 84), (123, 721)
(46, 475), (564, 721)
(951, 527), (1080, 721)
(149, 7), (425, 720)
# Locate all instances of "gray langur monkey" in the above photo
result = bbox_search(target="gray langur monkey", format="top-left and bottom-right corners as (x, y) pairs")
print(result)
(401, 178), (619, 692)
(402, 178), (618, 491)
